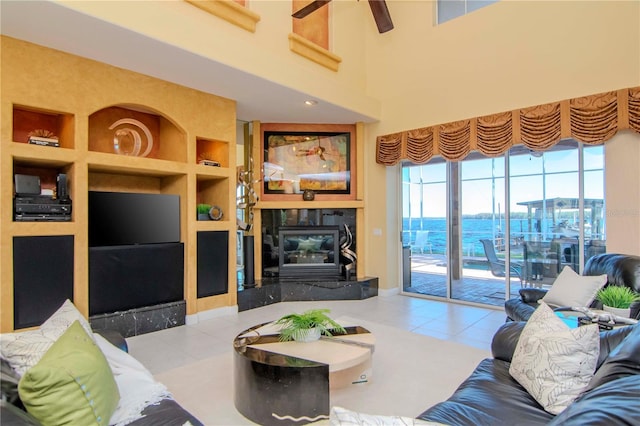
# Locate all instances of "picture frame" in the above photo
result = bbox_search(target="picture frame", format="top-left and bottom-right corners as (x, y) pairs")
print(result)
(263, 130), (352, 196)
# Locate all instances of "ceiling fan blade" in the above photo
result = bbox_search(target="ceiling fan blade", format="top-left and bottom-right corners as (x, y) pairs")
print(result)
(368, 0), (394, 33)
(292, 0), (332, 19)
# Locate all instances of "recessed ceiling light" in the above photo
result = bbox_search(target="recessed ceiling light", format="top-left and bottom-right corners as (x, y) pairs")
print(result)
(304, 100), (318, 106)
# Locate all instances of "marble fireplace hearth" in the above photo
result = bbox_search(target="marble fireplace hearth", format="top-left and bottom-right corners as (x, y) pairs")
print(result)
(237, 277), (378, 312)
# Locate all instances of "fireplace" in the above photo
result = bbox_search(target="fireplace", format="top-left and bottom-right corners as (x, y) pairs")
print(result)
(278, 226), (340, 278)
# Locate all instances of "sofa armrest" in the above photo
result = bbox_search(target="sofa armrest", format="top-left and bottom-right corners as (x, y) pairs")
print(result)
(519, 288), (547, 303)
(491, 321), (526, 362)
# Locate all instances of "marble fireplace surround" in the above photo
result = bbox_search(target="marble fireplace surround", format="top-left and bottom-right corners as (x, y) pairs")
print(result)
(260, 208), (357, 279)
(237, 207), (377, 311)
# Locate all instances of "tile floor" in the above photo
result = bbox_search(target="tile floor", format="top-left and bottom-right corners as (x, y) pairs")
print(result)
(126, 294), (509, 423)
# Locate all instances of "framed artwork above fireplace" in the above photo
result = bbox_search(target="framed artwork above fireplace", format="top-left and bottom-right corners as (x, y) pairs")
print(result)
(260, 123), (356, 201)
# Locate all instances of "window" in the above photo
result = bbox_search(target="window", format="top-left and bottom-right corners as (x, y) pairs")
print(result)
(402, 140), (605, 307)
(437, 0), (499, 24)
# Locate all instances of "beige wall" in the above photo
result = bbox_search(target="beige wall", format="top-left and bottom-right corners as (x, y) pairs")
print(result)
(368, 1), (640, 134)
(605, 132), (640, 255)
(363, 1), (640, 291)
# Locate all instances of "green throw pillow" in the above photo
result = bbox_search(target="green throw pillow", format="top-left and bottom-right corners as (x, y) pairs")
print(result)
(18, 320), (119, 426)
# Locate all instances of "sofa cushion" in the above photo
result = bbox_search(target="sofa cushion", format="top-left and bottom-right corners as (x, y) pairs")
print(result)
(18, 320), (119, 426)
(417, 358), (554, 425)
(1, 299), (94, 376)
(586, 323), (640, 391)
(548, 374), (640, 426)
(541, 266), (606, 309)
(509, 301), (600, 415)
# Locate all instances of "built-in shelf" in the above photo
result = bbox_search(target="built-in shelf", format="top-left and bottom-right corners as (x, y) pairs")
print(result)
(12, 145), (75, 169)
(87, 152), (188, 177)
(12, 105), (74, 149)
(89, 105), (186, 163)
(9, 222), (76, 236)
(196, 137), (230, 168)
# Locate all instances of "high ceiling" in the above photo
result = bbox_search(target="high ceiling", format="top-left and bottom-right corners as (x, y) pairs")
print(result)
(0, 0), (378, 125)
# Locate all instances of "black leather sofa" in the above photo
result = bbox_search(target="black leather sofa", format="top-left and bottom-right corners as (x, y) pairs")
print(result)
(1, 330), (203, 426)
(418, 320), (640, 425)
(505, 253), (640, 322)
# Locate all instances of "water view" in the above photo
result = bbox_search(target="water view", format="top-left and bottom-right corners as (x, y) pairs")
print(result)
(403, 217), (536, 257)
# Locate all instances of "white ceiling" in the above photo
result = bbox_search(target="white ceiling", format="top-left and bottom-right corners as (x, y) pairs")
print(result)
(0, 0), (378, 125)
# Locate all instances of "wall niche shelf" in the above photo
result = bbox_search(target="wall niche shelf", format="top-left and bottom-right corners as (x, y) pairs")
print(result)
(12, 105), (74, 149)
(197, 137), (230, 168)
(196, 175), (230, 224)
(89, 105), (186, 163)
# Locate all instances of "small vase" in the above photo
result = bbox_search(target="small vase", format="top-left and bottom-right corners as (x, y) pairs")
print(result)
(603, 305), (631, 318)
(292, 327), (321, 342)
(197, 213), (210, 221)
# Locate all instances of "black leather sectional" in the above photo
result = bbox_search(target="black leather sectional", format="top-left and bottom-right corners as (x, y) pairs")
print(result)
(418, 320), (640, 425)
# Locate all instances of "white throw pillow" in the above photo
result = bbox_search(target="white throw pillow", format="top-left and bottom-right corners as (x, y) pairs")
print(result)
(0, 299), (93, 376)
(509, 301), (600, 415)
(541, 266), (607, 308)
(329, 406), (446, 426)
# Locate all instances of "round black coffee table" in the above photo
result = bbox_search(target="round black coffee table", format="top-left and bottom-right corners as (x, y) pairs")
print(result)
(233, 321), (374, 425)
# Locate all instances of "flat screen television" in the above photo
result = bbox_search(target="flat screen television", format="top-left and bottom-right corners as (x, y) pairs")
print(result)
(88, 191), (180, 247)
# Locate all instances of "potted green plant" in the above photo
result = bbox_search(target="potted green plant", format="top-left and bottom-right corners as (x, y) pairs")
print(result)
(274, 308), (346, 342)
(596, 285), (640, 318)
(197, 203), (212, 221)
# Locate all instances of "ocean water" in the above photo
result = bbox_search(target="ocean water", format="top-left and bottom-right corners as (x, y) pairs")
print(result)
(403, 218), (530, 257)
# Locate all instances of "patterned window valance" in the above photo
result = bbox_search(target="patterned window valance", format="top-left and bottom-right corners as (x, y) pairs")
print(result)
(376, 86), (640, 165)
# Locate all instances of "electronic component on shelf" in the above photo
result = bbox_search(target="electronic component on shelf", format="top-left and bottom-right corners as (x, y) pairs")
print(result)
(14, 213), (71, 222)
(14, 174), (41, 195)
(14, 195), (72, 221)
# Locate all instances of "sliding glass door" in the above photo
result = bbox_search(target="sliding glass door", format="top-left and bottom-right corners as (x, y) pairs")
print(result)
(401, 140), (605, 307)
(402, 160), (448, 297)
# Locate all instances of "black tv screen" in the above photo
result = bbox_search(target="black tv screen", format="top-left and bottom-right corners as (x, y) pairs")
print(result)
(88, 191), (180, 247)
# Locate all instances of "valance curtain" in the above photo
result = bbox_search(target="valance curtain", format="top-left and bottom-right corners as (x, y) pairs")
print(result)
(376, 86), (640, 165)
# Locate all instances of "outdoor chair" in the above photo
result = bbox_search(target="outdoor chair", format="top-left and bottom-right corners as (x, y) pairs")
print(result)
(480, 239), (523, 285)
(411, 230), (432, 254)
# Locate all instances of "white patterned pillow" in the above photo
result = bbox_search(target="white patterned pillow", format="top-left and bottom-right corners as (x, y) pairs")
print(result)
(40, 299), (94, 340)
(0, 299), (93, 376)
(329, 406), (446, 426)
(509, 301), (600, 415)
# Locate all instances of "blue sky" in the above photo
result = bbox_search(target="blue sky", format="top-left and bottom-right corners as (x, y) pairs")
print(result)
(403, 145), (604, 218)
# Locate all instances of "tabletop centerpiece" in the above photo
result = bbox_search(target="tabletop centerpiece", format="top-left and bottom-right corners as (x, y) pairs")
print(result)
(274, 308), (346, 342)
